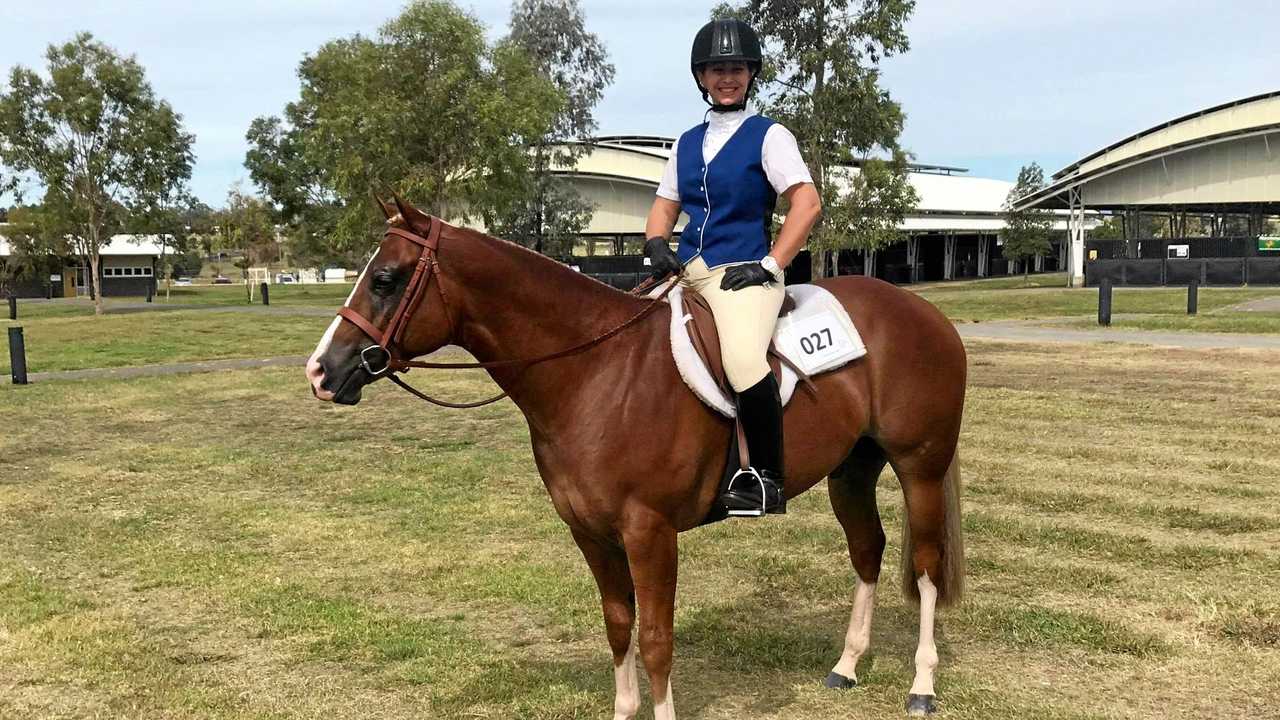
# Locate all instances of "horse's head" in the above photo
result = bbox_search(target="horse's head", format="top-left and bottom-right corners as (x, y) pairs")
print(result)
(306, 196), (456, 404)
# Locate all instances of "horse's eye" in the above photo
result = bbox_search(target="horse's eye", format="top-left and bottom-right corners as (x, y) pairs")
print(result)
(371, 271), (397, 296)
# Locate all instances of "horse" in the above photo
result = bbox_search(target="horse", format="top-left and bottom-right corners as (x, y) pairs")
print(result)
(305, 196), (967, 719)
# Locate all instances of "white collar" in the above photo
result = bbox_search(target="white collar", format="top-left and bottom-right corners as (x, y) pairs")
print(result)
(707, 108), (749, 131)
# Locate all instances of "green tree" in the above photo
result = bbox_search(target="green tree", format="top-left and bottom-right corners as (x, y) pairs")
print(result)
(1000, 163), (1054, 283)
(1, 201), (77, 298)
(1089, 216), (1124, 240)
(714, 0), (919, 278)
(0, 33), (194, 314)
(213, 186), (277, 302)
(245, 0), (561, 260)
(490, 0), (614, 256)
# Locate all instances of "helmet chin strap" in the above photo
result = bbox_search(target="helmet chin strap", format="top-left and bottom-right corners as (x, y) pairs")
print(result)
(700, 73), (758, 113)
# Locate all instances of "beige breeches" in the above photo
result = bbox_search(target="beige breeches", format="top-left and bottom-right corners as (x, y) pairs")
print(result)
(681, 256), (785, 392)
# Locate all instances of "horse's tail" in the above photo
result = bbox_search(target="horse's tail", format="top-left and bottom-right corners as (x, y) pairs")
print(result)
(900, 450), (965, 608)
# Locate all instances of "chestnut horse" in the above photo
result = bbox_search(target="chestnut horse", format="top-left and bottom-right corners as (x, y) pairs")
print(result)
(306, 198), (966, 718)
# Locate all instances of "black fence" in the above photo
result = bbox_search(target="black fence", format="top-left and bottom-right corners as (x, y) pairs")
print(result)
(1085, 257), (1280, 286)
(562, 255), (648, 290)
(565, 251), (817, 291)
(1087, 236), (1262, 260)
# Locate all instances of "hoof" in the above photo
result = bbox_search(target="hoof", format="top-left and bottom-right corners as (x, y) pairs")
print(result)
(905, 693), (937, 716)
(823, 671), (856, 689)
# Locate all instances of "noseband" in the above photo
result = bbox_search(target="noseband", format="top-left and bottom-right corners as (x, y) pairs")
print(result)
(332, 215), (679, 409)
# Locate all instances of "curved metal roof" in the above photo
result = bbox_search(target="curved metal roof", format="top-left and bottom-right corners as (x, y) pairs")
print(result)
(1018, 90), (1280, 212)
(1052, 90), (1280, 181)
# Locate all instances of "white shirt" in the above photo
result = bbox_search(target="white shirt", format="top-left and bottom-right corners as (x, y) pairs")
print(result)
(655, 109), (814, 202)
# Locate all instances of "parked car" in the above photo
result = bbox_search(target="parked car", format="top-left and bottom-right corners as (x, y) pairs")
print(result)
(213, 276), (232, 284)
(174, 277), (192, 286)
(276, 273), (297, 284)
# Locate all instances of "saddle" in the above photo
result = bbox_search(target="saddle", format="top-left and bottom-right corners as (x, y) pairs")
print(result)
(663, 282), (866, 418)
(679, 290), (804, 403)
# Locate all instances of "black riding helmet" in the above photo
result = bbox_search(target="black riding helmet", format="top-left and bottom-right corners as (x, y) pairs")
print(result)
(690, 19), (763, 112)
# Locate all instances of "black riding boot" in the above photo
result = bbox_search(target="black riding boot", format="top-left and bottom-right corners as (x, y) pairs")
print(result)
(722, 373), (786, 517)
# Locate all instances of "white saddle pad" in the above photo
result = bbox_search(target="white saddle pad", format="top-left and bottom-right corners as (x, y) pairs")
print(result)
(661, 282), (867, 418)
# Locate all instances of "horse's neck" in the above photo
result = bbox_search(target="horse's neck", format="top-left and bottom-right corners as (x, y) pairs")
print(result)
(445, 229), (656, 422)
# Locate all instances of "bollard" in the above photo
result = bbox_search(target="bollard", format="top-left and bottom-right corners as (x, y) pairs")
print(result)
(7, 295), (15, 321)
(1187, 280), (1198, 316)
(1098, 278), (1112, 326)
(260, 282), (270, 306)
(9, 326), (28, 385)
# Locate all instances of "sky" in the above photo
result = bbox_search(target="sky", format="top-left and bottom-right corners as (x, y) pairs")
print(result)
(1, 0), (1276, 206)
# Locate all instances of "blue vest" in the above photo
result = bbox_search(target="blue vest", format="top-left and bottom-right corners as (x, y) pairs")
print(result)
(675, 115), (777, 268)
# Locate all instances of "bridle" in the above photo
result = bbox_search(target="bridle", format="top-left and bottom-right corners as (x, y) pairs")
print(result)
(333, 214), (678, 408)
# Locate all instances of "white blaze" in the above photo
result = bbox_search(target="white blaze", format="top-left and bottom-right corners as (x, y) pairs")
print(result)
(306, 253), (378, 399)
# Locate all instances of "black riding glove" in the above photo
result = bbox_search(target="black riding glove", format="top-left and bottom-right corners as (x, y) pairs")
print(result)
(720, 262), (775, 291)
(644, 237), (682, 279)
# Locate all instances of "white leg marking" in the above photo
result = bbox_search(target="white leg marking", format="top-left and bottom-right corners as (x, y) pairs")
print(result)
(612, 642), (640, 720)
(831, 579), (877, 681)
(909, 574), (939, 697)
(652, 679), (675, 720)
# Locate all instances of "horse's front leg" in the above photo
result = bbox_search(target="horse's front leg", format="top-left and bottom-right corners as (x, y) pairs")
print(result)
(572, 528), (639, 720)
(622, 514), (679, 720)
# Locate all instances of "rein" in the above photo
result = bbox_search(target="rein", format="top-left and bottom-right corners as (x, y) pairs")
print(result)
(335, 216), (678, 409)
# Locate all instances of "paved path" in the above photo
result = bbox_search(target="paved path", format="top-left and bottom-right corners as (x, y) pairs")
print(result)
(15, 356), (310, 384)
(100, 303), (334, 317)
(1230, 296), (1280, 312)
(956, 322), (1280, 350)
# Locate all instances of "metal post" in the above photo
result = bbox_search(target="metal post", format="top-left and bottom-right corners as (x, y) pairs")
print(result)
(7, 295), (15, 321)
(9, 326), (28, 385)
(1188, 280), (1198, 315)
(1098, 278), (1112, 326)
(260, 282), (270, 306)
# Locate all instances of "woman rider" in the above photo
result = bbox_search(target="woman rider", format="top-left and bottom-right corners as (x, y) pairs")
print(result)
(644, 18), (822, 517)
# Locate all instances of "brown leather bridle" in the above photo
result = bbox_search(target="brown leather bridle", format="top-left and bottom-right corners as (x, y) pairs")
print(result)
(333, 215), (677, 408)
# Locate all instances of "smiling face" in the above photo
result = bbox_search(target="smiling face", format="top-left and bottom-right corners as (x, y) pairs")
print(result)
(697, 61), (751, 107)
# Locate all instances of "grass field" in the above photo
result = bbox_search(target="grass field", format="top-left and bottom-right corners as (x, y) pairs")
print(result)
(5, 275), (1279, 378)
(0, 310), (333, 374)
(3, 283), (356, 320)
(2, 341), (1278, 719)
(912, 284), (1280, 324)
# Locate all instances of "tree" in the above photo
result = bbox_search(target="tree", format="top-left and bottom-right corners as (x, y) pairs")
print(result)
(1089, 215), (1124, 240)
(213, 185), (277, 302)
(1000, 163), (1054, 283)
(490, 0), (614, 256)
(714, 0), (919, 278)
(0, 33), (195, 314)
(0, 202), (73, 298)
(245, 0), (561, 260)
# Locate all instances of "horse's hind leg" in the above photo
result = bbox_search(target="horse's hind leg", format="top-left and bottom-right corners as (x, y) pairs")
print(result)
(572, 529), (639, 720)
(824, 437), (889, 690)
(892, 447), (964, 716)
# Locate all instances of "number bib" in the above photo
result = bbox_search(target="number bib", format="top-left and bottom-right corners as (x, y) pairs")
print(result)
(774, 306), (865, 376)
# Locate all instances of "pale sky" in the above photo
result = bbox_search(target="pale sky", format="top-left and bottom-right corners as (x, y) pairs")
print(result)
(2, 0), (1276, 206)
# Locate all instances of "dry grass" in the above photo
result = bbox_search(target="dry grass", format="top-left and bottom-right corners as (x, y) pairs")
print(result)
(1, 342), (1278, 719)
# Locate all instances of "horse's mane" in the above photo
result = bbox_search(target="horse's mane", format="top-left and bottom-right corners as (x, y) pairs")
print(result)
(443, 221), (647, 303)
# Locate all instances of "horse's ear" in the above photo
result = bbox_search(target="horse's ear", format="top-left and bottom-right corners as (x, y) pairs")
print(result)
(392, 194), (431, 232)
(373, 192), (395, 220)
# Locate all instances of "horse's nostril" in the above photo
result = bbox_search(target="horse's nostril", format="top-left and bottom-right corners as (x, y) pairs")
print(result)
(306, 356), (334, 401)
